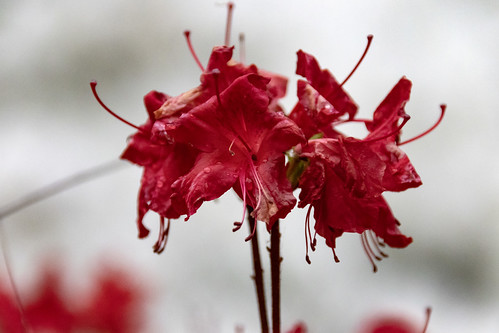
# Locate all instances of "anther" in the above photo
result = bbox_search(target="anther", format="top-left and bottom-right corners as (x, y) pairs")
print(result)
(233, 221), (243, 232)
(90, 81), (142, 131)
(399, 104), (446, 146)
(183, 30), (205, 72)
(225, 2), (235, 46)
(245, 215), (258, 242)
(340, 34), (373, 87)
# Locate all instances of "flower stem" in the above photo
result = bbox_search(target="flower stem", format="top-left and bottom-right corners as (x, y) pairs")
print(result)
(247, 206), (269, 333)
(270, 220), (281, 333)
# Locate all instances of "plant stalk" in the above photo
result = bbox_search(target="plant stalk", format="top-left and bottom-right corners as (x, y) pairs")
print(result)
(270, 220), (281, 333)
(247, 207), (269, 333)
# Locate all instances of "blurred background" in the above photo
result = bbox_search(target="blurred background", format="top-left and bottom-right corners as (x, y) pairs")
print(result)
(1, 0), (498, 331)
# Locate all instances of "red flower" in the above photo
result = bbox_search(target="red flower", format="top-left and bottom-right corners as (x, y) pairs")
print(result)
(121, 90), (198, 241)
(360, 317), (418, 333)
(120, 45), (290, 247)
(167, 74), (305, 228)
(0, 265), (146, 333)
(290, 52), (422, 268)
(295, 50), (358, 121)
(286, 321), (308, 333)
(75, 267), (146, 333)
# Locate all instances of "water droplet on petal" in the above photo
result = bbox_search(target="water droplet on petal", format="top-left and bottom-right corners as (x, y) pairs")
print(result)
(204, 167), (211, 173)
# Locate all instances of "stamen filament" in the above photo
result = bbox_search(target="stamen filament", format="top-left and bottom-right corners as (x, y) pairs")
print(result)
(228, 138), (236, 156)
(362, 113), (410, 144)
(153, 217), (171, 254)
(305, 205), (313, 264)
(90, 81), (142, 131)
(399, 104), (446, 146)
(239, 33), (246, 64)
(233, 176), (247, 232)
(361, 233), (378, 273)
(211, 69), (223, 107)
(363, 232), (382, 261)
(340, 34), (373, 87)
(422, 307), (432, 333)
(250, 164), (264, 214)
(225, 2), (235, 46)
(368, 230), (388, 258)
(183, 30), (205, 72)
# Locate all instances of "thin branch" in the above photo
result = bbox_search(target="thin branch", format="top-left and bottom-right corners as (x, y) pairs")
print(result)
(0, 159), (125, 221)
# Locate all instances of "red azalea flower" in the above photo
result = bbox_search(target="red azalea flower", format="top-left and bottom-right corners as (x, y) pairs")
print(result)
(167, 74), (305, 229)
(361, 317), (417, 333)
(0, 268), (77, 332)
(120, 90), (198, 248)
(75, 268), (146, 333)
(358, 308), (432, 333)
(289, 51), (424, 269)
(118, 44), (288, 248)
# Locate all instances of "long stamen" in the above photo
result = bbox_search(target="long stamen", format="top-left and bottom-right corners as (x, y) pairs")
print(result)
(183, 30), (205, 72)
(332, 247), (340, 263)
(90, 81), (142, 131)
(239, 33), (246, 63)
(228, 138), (236, 156)
(363, 232), (382, 261)
(340, 34), (373, 87)
(153, 217), (171, 254)
(225, 2), (235, 46)
(250, 165), (264, 213)
(305, 205), (313, 264)
(245, 215), (258, 242)
(422, 307), (432, 333)
(233, 176), (247, 232)
(368, 230), (388, 258)
(362, 113), (410, 144)
(361, 233), (378, 273)
(211, 69), (223, 107)
(399, 104), (446, 146)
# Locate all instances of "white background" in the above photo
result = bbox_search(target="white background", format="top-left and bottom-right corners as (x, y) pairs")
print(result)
(1, 0), (498, 332)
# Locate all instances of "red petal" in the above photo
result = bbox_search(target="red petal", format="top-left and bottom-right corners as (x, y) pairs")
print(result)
(296, 50), (358, 119)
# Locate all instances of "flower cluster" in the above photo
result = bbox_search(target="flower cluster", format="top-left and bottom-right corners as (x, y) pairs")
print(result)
(92, 19), (443, 269)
